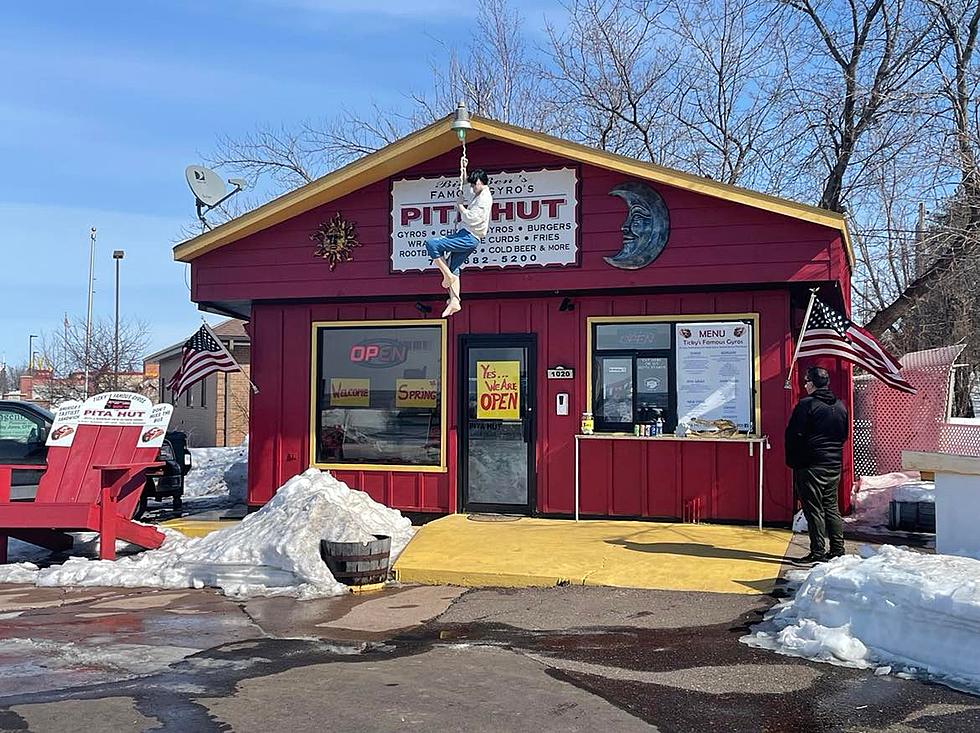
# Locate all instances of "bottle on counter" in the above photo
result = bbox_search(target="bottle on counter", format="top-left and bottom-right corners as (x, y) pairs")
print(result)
(655, 417), (664, 436)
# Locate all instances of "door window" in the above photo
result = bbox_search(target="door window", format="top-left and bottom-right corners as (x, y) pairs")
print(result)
(462, 340), (535, 512)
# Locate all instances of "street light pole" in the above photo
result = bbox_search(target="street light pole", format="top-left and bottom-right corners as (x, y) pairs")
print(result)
(112, 250), (125, 390)
(28, 334), (38, 374)
(84, 228), (96, 398)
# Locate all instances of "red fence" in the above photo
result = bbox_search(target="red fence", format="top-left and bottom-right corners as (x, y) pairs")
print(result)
(853, 345), (980, 477)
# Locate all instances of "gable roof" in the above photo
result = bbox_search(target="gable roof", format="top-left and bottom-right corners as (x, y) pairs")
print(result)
(143, 319), (250, 364)
(173, 114), (853, 266)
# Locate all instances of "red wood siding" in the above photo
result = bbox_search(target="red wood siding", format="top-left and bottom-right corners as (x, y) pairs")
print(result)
(192, 138), (842, 305)
(244, 288), (839, 524)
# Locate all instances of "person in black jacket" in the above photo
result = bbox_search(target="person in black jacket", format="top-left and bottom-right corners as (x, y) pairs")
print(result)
(785, 366), (849, 564)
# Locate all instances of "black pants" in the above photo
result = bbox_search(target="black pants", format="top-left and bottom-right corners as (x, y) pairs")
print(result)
(794, 465), (844, 556)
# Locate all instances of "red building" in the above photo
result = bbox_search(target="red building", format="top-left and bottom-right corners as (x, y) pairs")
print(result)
(175, 115), (853, 524)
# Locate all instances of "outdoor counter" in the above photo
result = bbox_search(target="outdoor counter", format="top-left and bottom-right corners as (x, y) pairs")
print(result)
(574, 434), (771, 527)
(902, 451), (980, 559)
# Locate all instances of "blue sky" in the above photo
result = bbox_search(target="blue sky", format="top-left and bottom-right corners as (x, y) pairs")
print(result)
(0, 1), (557, 367)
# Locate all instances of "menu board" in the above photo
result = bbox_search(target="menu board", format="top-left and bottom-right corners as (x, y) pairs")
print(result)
(675, 322), (753, 431)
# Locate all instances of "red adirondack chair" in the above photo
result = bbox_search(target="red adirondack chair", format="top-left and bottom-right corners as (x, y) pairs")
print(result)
(0, 395), (171, 563)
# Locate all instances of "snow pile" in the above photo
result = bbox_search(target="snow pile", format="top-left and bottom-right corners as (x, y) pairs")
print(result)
(0, 562), (42, 584)
(893, 481), (936, 503)
(742, 545), (980, 693)
(848, 472), (934, 528)
(184, 442), (248, 502)
(0, 469), (414, 599)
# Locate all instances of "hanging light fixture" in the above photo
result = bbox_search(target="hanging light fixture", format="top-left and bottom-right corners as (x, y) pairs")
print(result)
(451, 101), (472, 142)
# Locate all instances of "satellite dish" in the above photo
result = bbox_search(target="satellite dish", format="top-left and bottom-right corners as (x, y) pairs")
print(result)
(185, 165), (227, 207)
(184, 165), (245, 232)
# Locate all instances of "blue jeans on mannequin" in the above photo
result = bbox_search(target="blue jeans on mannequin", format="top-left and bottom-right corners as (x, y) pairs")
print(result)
(425, 229), (479, 275)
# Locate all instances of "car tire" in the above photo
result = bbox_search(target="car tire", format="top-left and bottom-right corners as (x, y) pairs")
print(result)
(134, 479), (152, 521)
(134, 494), (149, 521)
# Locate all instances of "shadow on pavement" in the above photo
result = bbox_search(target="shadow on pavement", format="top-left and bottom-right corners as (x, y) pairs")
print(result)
(606, 539), (788, 566)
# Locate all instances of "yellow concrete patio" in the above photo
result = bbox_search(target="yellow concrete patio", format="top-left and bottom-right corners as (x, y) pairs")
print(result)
(161, 518), (240, 538)
(393, 515), (793, 595)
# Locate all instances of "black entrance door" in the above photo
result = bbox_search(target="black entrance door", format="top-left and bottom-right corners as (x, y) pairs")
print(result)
(459, 334), (536, 514)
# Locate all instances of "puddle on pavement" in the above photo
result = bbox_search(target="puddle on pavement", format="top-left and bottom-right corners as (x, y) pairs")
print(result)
(1, 590), (979, 733)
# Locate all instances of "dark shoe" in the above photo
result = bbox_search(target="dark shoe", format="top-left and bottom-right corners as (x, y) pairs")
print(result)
(790, 552), (827, 566)
(826, 550), (846, 560)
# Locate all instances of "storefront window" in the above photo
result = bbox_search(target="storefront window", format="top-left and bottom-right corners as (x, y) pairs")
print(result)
(591, 318), (757, 435)
(314, 322), (444, 469)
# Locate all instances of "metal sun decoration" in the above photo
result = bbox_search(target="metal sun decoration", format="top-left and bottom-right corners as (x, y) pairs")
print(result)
(312, 213), (361, 270)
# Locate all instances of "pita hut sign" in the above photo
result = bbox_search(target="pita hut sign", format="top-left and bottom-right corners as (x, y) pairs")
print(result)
(390, 167), (578, 272)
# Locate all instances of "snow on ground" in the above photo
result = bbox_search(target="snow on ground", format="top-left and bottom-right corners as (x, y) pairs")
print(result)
(0, 469), (415, 600)
(848, 472), (934, 529)
(183, 443), (248, 502)
(0, 637), (198, 679)
(742, 545), (980, 694)
(792, 472), (936, 535)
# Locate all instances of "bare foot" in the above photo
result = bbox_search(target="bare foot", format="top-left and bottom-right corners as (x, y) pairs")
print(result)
(442, 272), (459, 290)
(442, 299), (461, 317)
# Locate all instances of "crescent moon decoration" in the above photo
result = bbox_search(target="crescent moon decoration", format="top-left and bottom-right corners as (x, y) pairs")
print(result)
(604, 181), (670, 270)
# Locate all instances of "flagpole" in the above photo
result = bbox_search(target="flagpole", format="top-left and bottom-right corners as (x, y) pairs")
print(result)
(201, 318), (259, 394)
(785, 288), (820, 390)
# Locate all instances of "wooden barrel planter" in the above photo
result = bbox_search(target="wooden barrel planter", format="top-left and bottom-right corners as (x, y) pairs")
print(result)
(320, 535), (392, 587)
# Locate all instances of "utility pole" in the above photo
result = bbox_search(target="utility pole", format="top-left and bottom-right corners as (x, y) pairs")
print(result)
(84, 227), (96, 398)
(113, 250), (125, 390)
(28, 334), (38, 374)
(914, 202), (926, 278)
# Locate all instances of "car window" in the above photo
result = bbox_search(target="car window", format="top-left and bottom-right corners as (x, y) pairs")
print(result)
(0, 407), (48, 462)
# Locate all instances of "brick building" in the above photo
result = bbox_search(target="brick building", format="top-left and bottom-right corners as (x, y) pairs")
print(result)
(145, 319), (251, 447)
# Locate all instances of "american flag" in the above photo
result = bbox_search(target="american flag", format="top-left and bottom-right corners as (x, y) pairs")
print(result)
(167, 325), (239, 398)
(797, 298), (916, 394)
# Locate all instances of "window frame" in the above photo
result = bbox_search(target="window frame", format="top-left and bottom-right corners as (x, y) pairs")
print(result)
(309, 319), (448, 473)
(593, 347), (677, 434)
(0, 404), (49, 464)
(587, 314), (761, 436)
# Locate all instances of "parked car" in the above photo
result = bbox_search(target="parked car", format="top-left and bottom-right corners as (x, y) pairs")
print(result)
(0, 400), (191, 517)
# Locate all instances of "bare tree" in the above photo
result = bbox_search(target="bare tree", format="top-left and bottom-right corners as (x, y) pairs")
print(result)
(541, 0), (682, 161)
(412, 0), (550, 129)
(0, 363), (25, 398)
(863, 0), (980, 337)
(38, 316), (151, 402)
(779, 0), (937, 212)
(204, 0), (541, 209)
(663, 0), (799, 189)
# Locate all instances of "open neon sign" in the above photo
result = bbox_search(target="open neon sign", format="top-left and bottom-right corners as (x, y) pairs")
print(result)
(349, 339), (408, 368)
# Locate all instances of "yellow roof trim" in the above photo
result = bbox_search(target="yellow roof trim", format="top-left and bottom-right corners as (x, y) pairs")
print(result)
(174, 116), (483, 262)
(174, 114), (853, 267)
